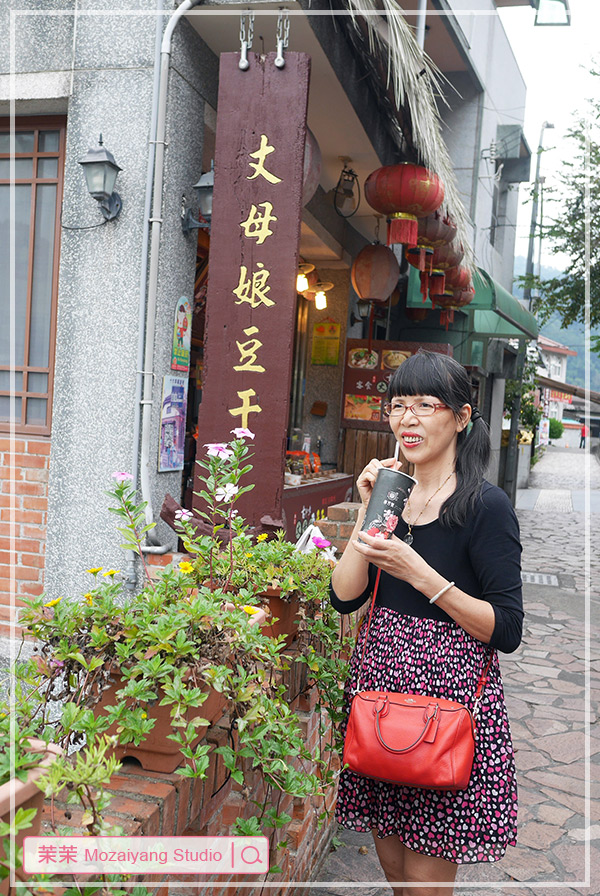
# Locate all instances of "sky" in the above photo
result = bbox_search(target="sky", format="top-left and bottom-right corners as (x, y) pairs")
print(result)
(496, 0), (600, 271)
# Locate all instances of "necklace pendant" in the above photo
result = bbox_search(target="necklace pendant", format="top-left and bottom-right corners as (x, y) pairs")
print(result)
(403, 533), (413, 545)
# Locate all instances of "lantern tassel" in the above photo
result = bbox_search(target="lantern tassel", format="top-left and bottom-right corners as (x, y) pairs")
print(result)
(420, 271), (429, 303)
(387, 213), (418, 248)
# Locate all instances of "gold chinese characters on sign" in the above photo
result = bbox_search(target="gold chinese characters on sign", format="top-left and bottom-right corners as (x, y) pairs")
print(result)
(228, 135), (283, 429)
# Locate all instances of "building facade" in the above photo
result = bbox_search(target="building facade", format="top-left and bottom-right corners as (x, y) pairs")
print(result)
(1, 0), (537, 629)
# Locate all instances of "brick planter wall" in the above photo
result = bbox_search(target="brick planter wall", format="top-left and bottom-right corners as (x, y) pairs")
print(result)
(39, 646), (338, 894)
(0, 438), (50, 636)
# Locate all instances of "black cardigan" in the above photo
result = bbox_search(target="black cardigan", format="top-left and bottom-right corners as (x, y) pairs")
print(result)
(330, 481), (524, 654)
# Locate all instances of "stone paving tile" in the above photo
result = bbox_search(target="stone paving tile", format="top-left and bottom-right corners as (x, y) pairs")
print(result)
(312, 449), (598, 893)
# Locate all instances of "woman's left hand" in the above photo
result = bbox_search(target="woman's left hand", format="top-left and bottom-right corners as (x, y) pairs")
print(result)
(351, 530), (429, 588)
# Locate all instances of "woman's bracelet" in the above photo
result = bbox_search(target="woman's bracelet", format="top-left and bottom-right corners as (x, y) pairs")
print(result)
(429, 581), (455, 604)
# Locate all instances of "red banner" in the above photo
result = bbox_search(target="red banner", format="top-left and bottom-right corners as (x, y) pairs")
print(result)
(548, 389), (573, 404)
(194, 52), (310, 530)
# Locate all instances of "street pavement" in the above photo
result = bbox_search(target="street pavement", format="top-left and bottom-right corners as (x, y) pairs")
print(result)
(310, 445), (600, 895)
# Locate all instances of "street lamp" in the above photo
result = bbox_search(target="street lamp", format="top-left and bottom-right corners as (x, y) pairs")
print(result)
(78, 135), (123, 221)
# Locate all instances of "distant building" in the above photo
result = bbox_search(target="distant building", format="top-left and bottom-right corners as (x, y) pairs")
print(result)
(537, 334), (577, 421)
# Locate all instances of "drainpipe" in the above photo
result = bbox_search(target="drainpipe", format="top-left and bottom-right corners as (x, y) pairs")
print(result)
(126, 0), (203, 583)
(415, 0), (427, 49)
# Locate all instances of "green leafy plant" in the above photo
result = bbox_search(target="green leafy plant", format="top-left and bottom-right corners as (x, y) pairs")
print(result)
(548, 417), (565, 440)
(8, 429), (350, 885)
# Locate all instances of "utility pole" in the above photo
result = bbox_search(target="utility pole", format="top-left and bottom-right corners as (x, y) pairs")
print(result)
(503, 121), (554, 504)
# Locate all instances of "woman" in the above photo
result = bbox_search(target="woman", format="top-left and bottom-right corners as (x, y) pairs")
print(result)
(331, 350), (523, 896)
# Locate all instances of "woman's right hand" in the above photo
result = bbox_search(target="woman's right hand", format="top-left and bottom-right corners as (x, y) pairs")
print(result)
(356, 455), (403, 508)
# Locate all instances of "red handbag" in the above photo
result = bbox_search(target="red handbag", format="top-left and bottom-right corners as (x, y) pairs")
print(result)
(342, 570), (494, 791)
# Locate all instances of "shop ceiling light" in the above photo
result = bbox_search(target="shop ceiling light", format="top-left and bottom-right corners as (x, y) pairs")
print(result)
(297, 261), (315, 293)
(78, 134), (122, 221)
(314, 291), (328, 310)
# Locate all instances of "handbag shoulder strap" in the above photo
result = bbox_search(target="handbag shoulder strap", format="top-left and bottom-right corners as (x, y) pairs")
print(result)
(354, 568), (495, 705)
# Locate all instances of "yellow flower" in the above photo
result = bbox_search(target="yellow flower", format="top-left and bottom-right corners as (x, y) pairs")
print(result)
(179, 561), (194, 574)
(87, 567), (103, 575)
(256, 533), (268, 542)
(102, 569), (119, 578)
(141, 712), (147, 719)
(242, 605), (260, 616)
(84, 592), (93, 606)
(43, 597), (63, 608)
(245, 552), (253, 558)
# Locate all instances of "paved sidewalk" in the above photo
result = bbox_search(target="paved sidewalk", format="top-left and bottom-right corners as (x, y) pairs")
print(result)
(310, 447), (599, 895)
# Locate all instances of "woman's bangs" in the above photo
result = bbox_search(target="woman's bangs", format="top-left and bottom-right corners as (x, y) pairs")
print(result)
(388, 353), (454, 404)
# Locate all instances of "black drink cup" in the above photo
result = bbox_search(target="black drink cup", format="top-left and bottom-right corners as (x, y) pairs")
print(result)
(361, 468), (418, 539)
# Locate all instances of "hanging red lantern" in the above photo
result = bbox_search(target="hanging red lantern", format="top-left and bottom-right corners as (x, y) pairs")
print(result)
(431, 285), (475, 330)
(423, 241), (465, 303)
(364, 163), (444, 248)
(444, 265), (472, 292)
(351, 243), (400, 304)
(406, 210), (457, 273)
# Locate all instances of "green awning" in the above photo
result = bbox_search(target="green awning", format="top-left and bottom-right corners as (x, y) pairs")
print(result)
(406, 266), (538, 340)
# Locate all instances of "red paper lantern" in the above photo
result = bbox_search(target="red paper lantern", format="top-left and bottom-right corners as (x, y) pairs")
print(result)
(418, 209), (457, 247)
(405, 307), (429, 322)
(444, 265), (472, 292)
(423, 241), (465, 303)
(431, 286), (475, 329)
(351, 243), (400, 304)
(364, 163), (444, 248)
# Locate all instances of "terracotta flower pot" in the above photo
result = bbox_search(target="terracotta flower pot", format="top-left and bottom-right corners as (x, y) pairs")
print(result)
(0, 740), (62, 896)
(94, 604), (267, 774)
(95, 675), (227, 774)
(260, 587), (301, 647)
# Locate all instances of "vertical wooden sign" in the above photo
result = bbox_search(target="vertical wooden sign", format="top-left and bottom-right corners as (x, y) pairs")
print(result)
(194, 52), (311, 530)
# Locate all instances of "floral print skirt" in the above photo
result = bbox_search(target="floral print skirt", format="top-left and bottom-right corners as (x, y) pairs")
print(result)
(336, 607), (518, 864)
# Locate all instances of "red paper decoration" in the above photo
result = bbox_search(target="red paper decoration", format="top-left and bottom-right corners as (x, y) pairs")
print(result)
(364, 163), (444, 248)
(351, 243), (400, 304)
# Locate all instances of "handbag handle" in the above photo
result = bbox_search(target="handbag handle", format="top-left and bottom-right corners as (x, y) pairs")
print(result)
(374, 698), (438, 753)
(354, 567), (494, 707)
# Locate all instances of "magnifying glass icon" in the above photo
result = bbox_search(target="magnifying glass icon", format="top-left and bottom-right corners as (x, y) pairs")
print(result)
(241, 845), (262, 865)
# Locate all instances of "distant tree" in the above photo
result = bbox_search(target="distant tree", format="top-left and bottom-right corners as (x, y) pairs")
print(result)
(520, 68), (600, 353)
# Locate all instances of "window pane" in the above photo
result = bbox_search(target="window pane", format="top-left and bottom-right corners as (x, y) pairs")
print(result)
(0, 158), (33, 179)
(27, 372), (48, 393)
(38, 131), (59, 153)
(0, 371), (23, 390)
(29, 184), (57, 368)
(26, 397), (47, 425)
(0, 396), (22, 422)
(15, 132), (34, 153)
(0, 184), (31, 367)
(0, 133), (9, 153)
(37, 158), (58, 179)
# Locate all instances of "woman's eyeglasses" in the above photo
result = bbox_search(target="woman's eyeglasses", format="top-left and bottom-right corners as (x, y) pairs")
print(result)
(383, 401), (449, 418)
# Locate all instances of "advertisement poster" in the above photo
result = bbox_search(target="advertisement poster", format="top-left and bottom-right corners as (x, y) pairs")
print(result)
(158, 375), (188, 471)
(311, 320), (341, 366)
(538, 417), (550, 446)
(342, 339), (453, 431)
(171, 297), (192, 373)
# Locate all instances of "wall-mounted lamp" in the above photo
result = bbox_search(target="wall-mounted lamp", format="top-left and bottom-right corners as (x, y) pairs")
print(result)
(534, 0), (571, 25)
(333, 157), (360, 219)
(181, 162), (215, 234)
(297, 261), (315, 293)
(350, 299), (371, 327)
(78, 134), (122, 221)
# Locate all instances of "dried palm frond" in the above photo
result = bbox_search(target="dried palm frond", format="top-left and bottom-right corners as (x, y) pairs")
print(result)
(344, 0), (474, 269)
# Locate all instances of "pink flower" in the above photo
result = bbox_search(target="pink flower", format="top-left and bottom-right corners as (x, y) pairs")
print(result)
(112, 472), (133, 482)
(174, 509), (193, 521)
(385, 514), (399, 531)
(231, 428), (255, 440)
(312, 536), (331, 549)
(366, 526), (381, 537)
(205, 443), (234, 459)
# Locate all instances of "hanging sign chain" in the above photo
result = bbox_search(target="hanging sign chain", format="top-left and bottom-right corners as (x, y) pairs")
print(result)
(239, 10), (254, 71)
(275, 9), (290, 69)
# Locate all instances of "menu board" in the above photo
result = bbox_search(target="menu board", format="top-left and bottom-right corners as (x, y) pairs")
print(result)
(341, 340), (453, 431)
